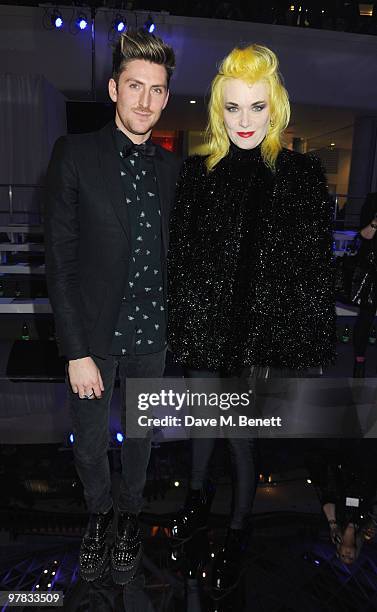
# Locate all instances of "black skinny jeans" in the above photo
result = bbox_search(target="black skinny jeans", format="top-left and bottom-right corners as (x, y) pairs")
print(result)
(184, 368), (257, 530)
(69, 349), (166, 515)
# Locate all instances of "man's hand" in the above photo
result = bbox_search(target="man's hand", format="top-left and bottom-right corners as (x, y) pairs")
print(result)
(68, 356), (104, 399)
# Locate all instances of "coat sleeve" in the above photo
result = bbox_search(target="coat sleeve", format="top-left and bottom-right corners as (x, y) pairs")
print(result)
(44, 137), (89, 360)
(271, 153), (336, 368)
(167, 156), (201, 344)
(298, 154), (337, 366)
(167, 157), (199, 284)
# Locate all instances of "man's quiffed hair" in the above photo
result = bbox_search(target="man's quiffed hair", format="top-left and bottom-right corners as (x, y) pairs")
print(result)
(112, 29), (176, 86)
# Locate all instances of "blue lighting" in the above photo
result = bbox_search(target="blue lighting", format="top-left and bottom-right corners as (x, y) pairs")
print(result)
(69, 433), (74, 444)
(116, 432), (124, 443)
(77, 17), (88, 30)
(115, 19), (126, 33)
(54, 16), (63, 29)
(145, 15), (155, 33)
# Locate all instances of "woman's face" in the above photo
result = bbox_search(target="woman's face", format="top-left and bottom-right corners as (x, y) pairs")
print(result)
(222, 79), (271, 150)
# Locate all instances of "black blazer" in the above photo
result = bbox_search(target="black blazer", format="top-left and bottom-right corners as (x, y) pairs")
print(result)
(45, 122), (181, 360)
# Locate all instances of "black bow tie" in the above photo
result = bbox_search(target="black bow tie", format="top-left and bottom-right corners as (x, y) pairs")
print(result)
(122, 142), (156, 158)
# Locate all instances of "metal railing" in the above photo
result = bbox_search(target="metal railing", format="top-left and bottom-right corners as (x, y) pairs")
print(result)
(0, 184), (44, 227)
(0, 183), (367, 232)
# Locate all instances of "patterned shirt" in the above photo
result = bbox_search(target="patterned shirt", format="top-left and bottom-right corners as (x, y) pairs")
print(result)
(110, 128), (166, 356)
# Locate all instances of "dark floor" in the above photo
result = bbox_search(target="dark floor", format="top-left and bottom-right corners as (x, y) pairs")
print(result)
(1, 519), (377, 612)
(1, 314), (377, 610)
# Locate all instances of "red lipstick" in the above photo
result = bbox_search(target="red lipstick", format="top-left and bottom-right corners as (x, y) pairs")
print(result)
(237, 131), (255, 138)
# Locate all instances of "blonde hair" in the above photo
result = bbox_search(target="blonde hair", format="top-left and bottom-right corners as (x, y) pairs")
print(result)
(205, 44), (290, 172)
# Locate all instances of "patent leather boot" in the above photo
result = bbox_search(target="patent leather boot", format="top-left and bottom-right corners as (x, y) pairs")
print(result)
(110, 512), (142, 585)
(171, 483), (215, 544)
(211, 527), (250, 597)
(79, 507), (114, 582)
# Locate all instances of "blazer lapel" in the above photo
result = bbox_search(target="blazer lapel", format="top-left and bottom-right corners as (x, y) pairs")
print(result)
(96, 123), (131, 243)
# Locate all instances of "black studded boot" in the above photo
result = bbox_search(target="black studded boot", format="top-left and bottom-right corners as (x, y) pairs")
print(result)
(171, 482), (215, 544)
(79, 507), (113, 582)
(110, 512), (142, 585)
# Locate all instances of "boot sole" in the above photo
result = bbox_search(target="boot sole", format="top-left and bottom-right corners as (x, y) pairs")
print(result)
(110, 544), (143, 585)
(79, 547), (109, 582)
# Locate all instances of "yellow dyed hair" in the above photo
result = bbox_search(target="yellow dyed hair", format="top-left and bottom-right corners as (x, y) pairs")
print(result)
(205, 44), (290, 172)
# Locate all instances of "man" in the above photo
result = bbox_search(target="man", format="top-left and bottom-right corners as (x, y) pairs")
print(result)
(45, 30), (180, 584)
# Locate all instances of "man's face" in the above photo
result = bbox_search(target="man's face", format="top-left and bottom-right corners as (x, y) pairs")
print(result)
(108, 59), (169, 143)
(222, 78), (270, 150)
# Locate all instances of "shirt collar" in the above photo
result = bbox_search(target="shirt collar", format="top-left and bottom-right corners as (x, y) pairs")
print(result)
(114, 123), (153, 153)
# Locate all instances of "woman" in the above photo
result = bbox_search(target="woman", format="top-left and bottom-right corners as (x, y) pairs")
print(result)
(353, 192), (377, 378)
(167, 44), (336, 591)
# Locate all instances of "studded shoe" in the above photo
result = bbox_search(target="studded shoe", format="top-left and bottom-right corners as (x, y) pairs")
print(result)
(79, 507), (114, 582)
(171, 482), (215, 544)
(110, 512), (142, 585)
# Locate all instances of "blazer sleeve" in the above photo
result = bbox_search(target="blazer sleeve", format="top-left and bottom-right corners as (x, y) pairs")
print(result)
(44, 137), (89, 360)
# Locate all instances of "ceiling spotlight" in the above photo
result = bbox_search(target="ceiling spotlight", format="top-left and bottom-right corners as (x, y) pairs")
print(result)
(189, 100), (197, 104)
(76, 12), (88, 31)
(145, 14), (155, 33)
(113, 14), (126, 33)
(52, 9), (63, 29)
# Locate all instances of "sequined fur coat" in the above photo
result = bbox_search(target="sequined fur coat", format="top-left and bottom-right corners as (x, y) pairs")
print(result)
(167, 144), (336, 371)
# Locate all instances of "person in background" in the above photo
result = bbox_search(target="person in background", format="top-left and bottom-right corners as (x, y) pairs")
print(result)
(309, 440), (377, 565)
(353, 192), (377, 377)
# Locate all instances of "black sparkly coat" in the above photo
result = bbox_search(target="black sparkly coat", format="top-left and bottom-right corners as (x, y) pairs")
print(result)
(167, 145), (336, 371)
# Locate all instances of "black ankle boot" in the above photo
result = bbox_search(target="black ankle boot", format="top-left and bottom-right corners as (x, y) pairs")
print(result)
(212, 527), (250, 595)
(353, 360), (366, 378)
(79, 507), (113, 582)
(110, 512), (142, 585)
(171, 483), (215, 543)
